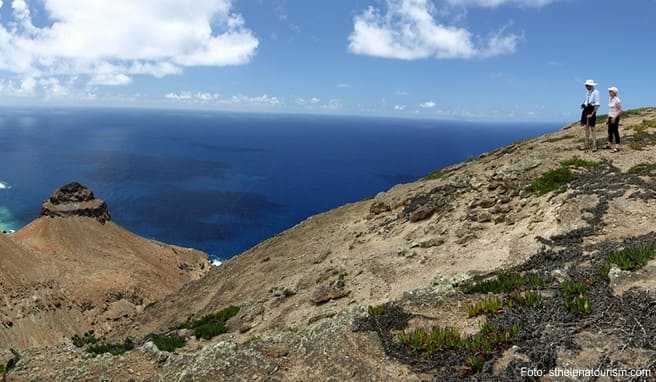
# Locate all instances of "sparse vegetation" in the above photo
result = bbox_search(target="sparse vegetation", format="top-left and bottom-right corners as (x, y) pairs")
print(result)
(461, 272), (546, 294)
(71, 330), (98, 348)
(151, 334), (186, 353)
(624, 107), (654, 117)
(398, 322), (520, 370)
(628, 163), (656, 176)
(507, 290), (542, 307)
(545, 134), (575, 143)
(87, 338), (135, 356)
(467, 297), (503, 318)
(177, 305), (240, 340)
(399, 326), (462, 354)
(607, 245), (656, 271)
(528, 158), (603, 196)
(422, 170), (448, 181)
(368, 304), (386, 316)
(528, 166), (575, 195)
(560, 158), (601, 169)
(465, 355), (485, 372)
(560, 280), (591, 316)
(629, 142), (644, 151)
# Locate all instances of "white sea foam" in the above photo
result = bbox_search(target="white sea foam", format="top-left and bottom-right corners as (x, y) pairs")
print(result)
(0, 182), (9, 190)
(211, 259), (223, 267)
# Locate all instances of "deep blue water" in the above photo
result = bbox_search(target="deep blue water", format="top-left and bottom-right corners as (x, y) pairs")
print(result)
(0, 107), (561, 260)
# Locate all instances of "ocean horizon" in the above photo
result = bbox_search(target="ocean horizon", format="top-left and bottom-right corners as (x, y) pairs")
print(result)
(0, 107), (561, 260)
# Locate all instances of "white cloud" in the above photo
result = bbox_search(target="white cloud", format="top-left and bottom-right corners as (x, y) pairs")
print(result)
(348, 0), (527, 60)
(165, 91), (282, 107)
(419, 101), (436, 108)
(0, 1), (259, 87)
(0, 75), (75, 97)
(337, 83), (351, 88)
(394, 104), (407, 110)
(446, 0), (556, 7)
(89, 74), (132, 86)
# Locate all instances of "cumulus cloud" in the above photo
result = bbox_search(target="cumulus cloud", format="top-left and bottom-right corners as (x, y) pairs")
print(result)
(0, 0), (259, 86)
(394, 104), (407, 110)
(419, 101), (436, 108)
(348, 0), (531, 60)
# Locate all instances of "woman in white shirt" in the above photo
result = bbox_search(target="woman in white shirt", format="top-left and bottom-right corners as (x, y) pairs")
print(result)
(607, 86), (623, 153)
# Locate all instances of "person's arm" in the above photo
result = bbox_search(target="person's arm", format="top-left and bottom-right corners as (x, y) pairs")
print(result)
(589, 91), (600, 117)
(614, 100), (623, 122)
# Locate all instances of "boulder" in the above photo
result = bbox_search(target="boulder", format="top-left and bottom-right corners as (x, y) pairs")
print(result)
(409, 206), (436, 222)
(310, 277), (350, 305)
(369, 200), (391, 215)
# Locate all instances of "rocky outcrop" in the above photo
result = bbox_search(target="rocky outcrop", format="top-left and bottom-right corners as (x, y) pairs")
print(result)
(0, 182), (210, 350)
(40, 182), (111, 223)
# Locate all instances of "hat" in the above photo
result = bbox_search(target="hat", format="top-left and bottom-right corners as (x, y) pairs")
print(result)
(584, 80), (597, 87)
(608, 86), (619, 94)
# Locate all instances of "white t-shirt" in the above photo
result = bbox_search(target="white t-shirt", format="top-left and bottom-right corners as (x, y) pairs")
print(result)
(584, 89), (600, 106)
(609, 96), (622, 118)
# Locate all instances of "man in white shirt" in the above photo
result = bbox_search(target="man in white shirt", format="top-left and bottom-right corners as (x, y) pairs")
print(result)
(580, 80), (600, 151)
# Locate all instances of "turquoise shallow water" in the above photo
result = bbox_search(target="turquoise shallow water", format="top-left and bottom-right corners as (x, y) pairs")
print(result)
(0, 107), (561, 259)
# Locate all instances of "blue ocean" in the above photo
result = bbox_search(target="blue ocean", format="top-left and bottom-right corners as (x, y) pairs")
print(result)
(0, 107), (561, 260)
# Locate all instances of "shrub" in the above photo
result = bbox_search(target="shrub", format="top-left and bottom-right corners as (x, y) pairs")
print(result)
(607, 245), (656, 271)
(529, 167), (575, 196)
(87, 338), (135, 356)
(151, 334), (186, 353)
(465, 355), (485, 373)
(177, 305), (240, 340)
(368, 304), (386, 316)
(422, 170), (448, 181)
(72, 330), (98, 348)
(508, 290), (542, 307)
(560, 280), (592, 316)
(398, 326), (462, 354)
(193, 322), (228, 340)
(398, 323), (519, 357)
(461, 272), (547, 294)
(467, 297), (503, 318)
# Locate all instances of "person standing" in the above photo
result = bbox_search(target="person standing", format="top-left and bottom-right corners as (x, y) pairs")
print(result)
(580, 80), (600, 151)
(607, 86), (623, 152)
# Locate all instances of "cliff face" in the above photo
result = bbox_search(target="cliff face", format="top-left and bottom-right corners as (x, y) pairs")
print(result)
(4, 108), (656, 381)
(0, 183), (210, 350)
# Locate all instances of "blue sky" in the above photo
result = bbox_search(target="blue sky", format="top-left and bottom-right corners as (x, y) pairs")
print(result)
(0, 0), (654, 121)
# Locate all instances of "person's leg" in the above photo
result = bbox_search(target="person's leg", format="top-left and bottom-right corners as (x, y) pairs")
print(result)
(590, 113), (597, 151)
(607, 118), (613, 149)
(580, 110), (589, 150)
(612, 118), (621, 151)
(584, 124), (591, 150)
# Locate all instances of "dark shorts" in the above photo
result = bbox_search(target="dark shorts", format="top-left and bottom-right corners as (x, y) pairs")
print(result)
(580, 106), (597, 127)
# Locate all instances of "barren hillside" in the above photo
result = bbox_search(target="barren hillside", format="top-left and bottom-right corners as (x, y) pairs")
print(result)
(0, 183), (210, 350)
(4, 109), (656, 381)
